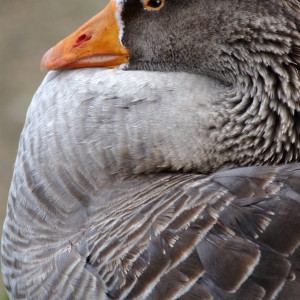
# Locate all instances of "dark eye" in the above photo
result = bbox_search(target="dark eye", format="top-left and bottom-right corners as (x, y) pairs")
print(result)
(144, 0), (164, 10)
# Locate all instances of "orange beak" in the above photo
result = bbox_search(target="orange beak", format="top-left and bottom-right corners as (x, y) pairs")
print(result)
(40, 1), (130, 71)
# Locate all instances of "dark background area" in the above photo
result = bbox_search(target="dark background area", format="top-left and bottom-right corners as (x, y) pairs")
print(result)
(0, 0), (108, 295)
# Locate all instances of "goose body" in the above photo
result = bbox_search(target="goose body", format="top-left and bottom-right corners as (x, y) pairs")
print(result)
(2, 0), (300, 299)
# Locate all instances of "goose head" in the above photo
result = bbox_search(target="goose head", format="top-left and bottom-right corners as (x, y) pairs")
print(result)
(40, 0), (300, 172)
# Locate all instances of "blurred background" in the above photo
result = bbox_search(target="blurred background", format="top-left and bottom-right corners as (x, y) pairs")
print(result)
(0, 0), (108, 296)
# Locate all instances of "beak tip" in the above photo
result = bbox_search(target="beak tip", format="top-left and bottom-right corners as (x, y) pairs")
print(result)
(40, 47), (55, 71)
(40, 63), (48, 72)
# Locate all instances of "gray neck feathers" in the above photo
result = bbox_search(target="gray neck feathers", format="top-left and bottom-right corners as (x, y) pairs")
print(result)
(24, 65), (300, 196)
(214, 17), (300, 166)
(122, 0), (300, 167)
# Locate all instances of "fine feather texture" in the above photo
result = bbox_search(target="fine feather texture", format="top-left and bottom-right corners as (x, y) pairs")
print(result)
(3, 0), (300, 299)
(2, 69), (300, 299)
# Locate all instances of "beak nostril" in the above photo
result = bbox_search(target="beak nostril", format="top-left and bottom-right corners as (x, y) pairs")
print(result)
(73, 33), (92, 48)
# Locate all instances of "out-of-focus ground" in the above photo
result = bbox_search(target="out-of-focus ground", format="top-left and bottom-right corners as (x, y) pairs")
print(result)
(0, 0), (107, 296)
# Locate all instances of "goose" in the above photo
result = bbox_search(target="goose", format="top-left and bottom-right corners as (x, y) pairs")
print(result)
(2, 0), (300, 299)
